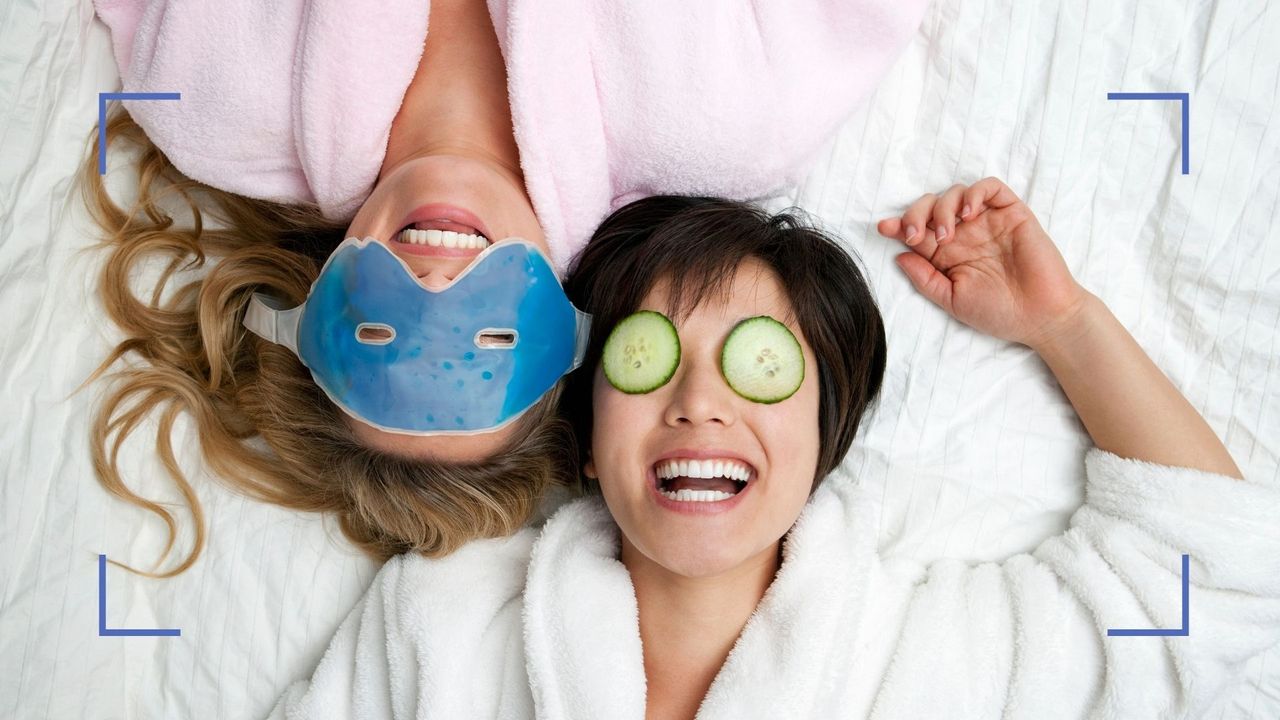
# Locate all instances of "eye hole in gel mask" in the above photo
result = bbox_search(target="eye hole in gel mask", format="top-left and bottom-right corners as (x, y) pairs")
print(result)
(475, 330), (518, 348)
(356, 323), (396, 345)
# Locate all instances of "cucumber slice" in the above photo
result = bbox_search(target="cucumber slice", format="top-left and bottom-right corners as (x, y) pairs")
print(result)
(721, 316), (804, 403)
(602, 310), (681, 394)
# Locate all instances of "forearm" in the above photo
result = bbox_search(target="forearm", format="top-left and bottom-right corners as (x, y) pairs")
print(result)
(1030, 292), (1242, 478)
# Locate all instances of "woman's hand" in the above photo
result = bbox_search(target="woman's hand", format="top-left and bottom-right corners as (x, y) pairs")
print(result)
(876, 177), (1088, 348)
(879, 178), (1242, 477)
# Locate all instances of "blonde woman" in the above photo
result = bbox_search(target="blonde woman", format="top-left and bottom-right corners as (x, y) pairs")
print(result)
(86, 0), (930, 575)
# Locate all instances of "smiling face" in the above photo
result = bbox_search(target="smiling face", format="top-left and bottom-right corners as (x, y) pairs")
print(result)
(585, 258), (822, 578)
(323, 0), (552, 461)
(346, 153), (550, 288)
(335, 152), (551, 461)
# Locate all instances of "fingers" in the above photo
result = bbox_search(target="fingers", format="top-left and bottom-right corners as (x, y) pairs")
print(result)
(899, 193), (934, 245)
(877, 215), (935, 259)
(877, 176), (1023, 258)
(876, 216), (903, 239)
(960, 185), (984, 221)
(900, 192), (940, 257)
(895, 253), (953, 312)
(964, 177), (1021, 215)
(932, 184), (966, 244)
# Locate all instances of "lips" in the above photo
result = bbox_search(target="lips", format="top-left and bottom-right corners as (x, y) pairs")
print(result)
(647, 467), (755, 514)
(396, 227), (491, 261)
(391, 205), (494, 260)
(648, 450), (758, 508)
(654, 458), (751, 494)
(396, 204), (493, 243)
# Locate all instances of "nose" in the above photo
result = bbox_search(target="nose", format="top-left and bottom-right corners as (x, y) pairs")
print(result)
(662, 355), (738, 428)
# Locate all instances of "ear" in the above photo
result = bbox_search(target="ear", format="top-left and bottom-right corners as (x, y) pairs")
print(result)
(583, 455), (598, 479)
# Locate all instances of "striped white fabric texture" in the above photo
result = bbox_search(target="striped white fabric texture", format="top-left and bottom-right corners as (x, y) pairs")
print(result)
(0, 0), (1275, 718)
(778, 1), (1279, 716)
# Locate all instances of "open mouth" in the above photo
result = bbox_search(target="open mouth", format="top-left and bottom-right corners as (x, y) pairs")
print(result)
(653, 458), (753, 503)
(395, 220), (491, 251)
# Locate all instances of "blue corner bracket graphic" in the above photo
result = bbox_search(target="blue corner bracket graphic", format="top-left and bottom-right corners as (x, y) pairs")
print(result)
(98, 554), (181, 637)
(1106, 92), (1190, 175)
(1107, 553), (1190, 637)
(98, 92), (181, 174)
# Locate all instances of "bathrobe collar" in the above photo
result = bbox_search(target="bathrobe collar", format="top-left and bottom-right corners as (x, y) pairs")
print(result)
(522, 472), (882, 718)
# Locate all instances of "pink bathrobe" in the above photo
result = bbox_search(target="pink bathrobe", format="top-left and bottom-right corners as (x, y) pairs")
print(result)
(95, 0), (929, 272)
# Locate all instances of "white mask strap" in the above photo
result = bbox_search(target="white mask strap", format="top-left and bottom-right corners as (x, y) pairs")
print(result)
(572, 308), (593, 371)
(243, 293), (303, 356)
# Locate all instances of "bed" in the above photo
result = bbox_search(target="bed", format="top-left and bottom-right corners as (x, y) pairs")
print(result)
(1, 0), (1276, 717)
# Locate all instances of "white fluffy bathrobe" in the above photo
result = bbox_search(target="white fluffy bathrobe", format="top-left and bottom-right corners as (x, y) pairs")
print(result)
(268, 449), (1280, 719)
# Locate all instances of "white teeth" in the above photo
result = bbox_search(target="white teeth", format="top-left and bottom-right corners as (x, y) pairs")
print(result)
(659, 488), (736, 503)
(654, 458), (752, 481)
(397, 228), (489, 249)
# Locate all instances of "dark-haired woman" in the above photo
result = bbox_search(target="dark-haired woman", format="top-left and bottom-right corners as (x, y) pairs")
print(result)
(269, 182), (1279, 719)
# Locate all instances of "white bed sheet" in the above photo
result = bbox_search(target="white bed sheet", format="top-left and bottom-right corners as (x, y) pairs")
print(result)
(1, 0), (1276, 718)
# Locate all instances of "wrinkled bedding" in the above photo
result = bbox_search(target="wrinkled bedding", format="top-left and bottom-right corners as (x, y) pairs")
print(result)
(1, 0), (1276, 717)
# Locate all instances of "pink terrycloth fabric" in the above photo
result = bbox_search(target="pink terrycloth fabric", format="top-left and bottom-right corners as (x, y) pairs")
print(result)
(94, 0), (929, 272)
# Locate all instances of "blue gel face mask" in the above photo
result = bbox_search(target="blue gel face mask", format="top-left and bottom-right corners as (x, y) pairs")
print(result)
(243, 237), (591, 435)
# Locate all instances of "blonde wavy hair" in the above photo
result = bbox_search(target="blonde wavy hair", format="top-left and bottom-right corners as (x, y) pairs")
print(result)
(81, 108), (577, 578)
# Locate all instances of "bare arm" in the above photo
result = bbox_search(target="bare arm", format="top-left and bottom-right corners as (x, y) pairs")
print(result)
(1031, 292), (1241, 477)
(878, 177), (1241, 478)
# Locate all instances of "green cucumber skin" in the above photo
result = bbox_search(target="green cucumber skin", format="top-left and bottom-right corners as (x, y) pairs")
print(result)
(720, 316), (805, 404)
(602, 310), (681, 394)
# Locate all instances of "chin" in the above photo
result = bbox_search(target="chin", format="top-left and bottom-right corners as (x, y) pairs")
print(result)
(649, 539), (752, 579)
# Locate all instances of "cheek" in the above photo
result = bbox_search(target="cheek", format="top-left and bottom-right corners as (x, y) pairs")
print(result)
(511, 204), (547, 249)
(344, 186), (392, 239)
(769, 394), (822, 522)
(478, 165), (545, 247)
(765, 368), (823, 475)
(589, 380), (619, 448)
(763, 402), (821, 469)
(589, 381), (650, 474)
(789, 360), (823, 435)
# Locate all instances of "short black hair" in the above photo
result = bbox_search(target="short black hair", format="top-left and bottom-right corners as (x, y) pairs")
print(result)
(562, 196), (886, 487)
